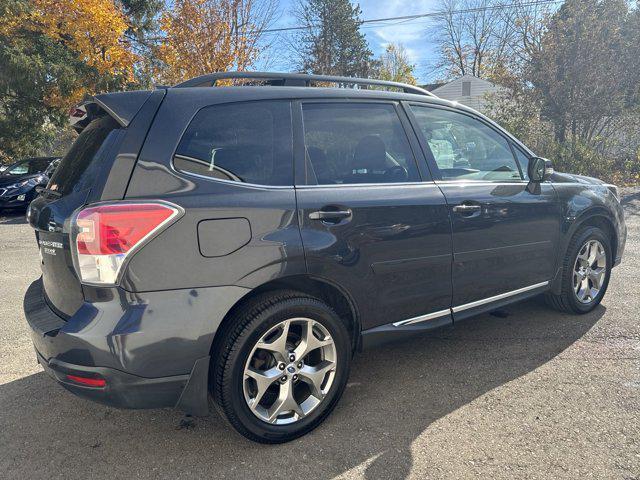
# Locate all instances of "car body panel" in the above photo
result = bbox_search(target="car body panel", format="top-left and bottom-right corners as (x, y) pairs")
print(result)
(551, 179), (626, 268)
(297, 183), (453, 331)
(122, 92), (305, 292)
(436, 181), (561, 306)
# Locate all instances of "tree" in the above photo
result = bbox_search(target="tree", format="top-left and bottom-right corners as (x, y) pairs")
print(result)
(377, 43), (417, 85)
(486, 0), (640, 182)
(154, 0), (276, 85)
(294, 0), (374, 77)
(0, 0), (138, 163)
(430, 0), (554, 80)
(529, 0), (636, 146)
(431, 0), (508, 79)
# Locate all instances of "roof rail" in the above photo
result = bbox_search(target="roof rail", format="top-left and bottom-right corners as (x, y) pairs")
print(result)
(174, 71), (436, 97)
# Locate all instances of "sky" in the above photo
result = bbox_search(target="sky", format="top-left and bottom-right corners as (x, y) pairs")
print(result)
(258, 0), (442, 83)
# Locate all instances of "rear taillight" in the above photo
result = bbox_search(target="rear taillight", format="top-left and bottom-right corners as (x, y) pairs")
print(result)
(71, 202), (181, 285)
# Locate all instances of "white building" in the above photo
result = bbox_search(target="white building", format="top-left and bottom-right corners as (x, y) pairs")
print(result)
(424, 74), (500, 113)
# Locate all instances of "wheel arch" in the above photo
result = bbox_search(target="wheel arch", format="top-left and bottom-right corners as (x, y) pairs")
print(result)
(552, 208), (617, 294)
(566, 210), (618, 260)
(209, 275), (361, 359)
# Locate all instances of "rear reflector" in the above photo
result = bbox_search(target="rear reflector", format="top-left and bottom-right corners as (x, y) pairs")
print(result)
(71, 202), (181, 285)
(66, 374), (106, 387)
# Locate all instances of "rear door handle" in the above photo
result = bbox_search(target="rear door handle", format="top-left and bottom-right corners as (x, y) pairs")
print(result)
(452, 203), (481, 216)
(309, 209), (352, 222)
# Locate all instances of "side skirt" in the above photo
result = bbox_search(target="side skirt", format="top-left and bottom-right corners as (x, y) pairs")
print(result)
(360, 281), (549, 350)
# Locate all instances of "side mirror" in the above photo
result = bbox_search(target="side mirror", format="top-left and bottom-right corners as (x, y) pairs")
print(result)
(528, 157), (553, 182)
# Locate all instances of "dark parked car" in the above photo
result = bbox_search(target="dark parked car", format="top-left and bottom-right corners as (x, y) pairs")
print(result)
(24, 72), (626, 443)
(0, 157), (60, 211)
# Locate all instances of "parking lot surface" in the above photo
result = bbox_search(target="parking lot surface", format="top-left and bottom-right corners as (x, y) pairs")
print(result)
(1, 190), (639, 479)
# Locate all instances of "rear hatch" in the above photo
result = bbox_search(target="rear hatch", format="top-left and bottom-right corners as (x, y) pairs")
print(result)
(28, 91), (159, 317)
(29, 115), (123, 316)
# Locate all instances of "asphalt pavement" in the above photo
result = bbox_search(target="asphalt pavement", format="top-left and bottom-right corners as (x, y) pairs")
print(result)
(1, 189), (639, 479)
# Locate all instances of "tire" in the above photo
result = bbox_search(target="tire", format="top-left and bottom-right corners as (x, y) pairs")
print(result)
(210, 290), (351, 443)
(546, 226), (612, 314)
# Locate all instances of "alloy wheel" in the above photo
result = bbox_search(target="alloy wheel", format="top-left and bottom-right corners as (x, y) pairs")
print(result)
(243, 318), (337, 425)
(572, 239), (607, 304)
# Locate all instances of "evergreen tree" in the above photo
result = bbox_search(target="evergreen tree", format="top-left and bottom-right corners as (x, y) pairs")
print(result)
(294, 0), (374, 77)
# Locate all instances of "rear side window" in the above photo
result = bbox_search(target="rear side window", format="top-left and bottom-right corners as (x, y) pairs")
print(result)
(49, 115), (121, 196)
(302, 103), (420, 185)
(174, 101), (293, 186)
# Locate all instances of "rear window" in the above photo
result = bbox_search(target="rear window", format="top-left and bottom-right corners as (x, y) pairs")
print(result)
(173, 101), (293, 186)
(302, 102), (420, 185)
(48, 115), (121, 196)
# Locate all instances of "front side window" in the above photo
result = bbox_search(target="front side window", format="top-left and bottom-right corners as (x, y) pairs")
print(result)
(174, 101), (293, 186)
(410, 105), (523, 182)
(302, 103), (420, 185)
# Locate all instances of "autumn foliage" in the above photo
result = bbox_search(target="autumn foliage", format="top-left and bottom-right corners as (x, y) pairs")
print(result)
(1, 0), (136, 106)
(155, 0), (274, 85)
(36, 0), (135, 74)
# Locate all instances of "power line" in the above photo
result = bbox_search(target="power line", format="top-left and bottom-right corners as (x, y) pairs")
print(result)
(262, 0), (561, 34)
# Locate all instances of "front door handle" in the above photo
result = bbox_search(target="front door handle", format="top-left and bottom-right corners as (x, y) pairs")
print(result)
(309, 209), (352, 223)
(453, 203), (481, 216)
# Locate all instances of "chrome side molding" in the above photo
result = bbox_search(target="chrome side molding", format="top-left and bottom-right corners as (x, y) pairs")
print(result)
(393, 281), (550, 327)
(451, 281), (549, 313)
(392, 309), (451, 327)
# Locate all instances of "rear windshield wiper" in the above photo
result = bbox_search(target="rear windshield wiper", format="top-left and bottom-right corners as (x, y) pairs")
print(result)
(35, 186), (62, 198)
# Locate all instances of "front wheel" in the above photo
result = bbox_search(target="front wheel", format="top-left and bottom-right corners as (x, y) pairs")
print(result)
(546, 226), (612, 314)
(211, 291), (351, 443)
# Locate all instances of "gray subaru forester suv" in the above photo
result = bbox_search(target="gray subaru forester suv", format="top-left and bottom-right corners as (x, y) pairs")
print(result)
(24, 72), (626, 443)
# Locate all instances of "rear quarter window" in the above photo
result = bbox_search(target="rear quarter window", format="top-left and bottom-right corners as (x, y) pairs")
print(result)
(173, 100), (293, 186)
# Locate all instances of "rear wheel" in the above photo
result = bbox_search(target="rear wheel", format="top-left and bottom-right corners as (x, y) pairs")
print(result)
(546, 226), (612, 314)
(211, 290), (351, 443)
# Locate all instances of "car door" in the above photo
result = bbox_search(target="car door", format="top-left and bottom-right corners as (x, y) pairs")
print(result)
(295, 100), (453, 332)
(406, 103), (562, 318)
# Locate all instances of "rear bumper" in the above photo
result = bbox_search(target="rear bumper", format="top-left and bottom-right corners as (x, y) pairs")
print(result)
(24, 277), (249, 413)
(36, 350), (190, 409)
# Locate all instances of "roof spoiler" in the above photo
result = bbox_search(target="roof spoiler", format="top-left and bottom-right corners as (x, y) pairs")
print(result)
(69, 90), (154, 133)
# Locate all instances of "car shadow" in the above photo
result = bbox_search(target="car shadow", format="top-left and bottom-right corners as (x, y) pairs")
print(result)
(0, 299), (603, 479)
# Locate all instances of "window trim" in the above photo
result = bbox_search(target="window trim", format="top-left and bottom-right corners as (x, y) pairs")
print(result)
(295, 99), (431, 187)
(404, 102), (532, 184)
(509, 143), (533, 180)
(169, 99), (295, 188)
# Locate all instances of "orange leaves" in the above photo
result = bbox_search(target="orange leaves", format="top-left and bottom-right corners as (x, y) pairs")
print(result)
(32, 0), (136, 77)
(155, 0), (268, 85)
(2, 0), (136, 81)
(0, 0), (138, 108)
